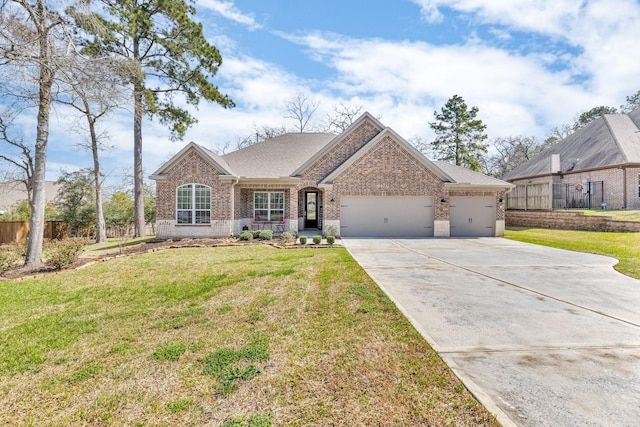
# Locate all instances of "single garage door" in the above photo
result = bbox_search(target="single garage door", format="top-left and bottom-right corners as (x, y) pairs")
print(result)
(340, 196), (434, 237)
(449, 197), (495, 237)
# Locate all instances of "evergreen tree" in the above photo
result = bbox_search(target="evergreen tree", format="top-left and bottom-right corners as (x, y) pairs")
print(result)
(70, 0), (234, 237)
(429, 95), (488, 172)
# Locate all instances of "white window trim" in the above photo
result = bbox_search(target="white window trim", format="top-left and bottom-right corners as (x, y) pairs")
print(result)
(253, 191), (285, 221)
(176, 184), (211, 225)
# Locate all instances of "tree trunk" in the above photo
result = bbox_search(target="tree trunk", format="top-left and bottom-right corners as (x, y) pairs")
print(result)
(133, 85), (145, 237)
(24, 0), (54, 268)
(132, 38), (145, 238)
(89, 113), (107, 243)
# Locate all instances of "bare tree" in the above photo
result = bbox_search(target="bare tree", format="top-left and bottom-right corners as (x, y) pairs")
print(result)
(284, 91), (319, 132)
(322, 103), (363, 133)
(544, 123), (574, 145)
(0, 114), (34, 196)
(56, 58), (126, 243)
(484, 136), (542, 178)
(0, 0), (76, 266)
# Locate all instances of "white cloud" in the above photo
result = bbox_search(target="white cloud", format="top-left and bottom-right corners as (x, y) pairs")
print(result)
(196, 0), (261, 30)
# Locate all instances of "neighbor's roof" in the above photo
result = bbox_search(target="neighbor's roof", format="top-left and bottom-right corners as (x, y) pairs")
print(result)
(0, 180), (61, 210)
(433, 161), (515, 188)
(221, 133), (336, 178)
(503, 109), (640, 180)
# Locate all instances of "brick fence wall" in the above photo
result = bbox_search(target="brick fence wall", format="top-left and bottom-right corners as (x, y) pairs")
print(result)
(506, 210), (640, 232)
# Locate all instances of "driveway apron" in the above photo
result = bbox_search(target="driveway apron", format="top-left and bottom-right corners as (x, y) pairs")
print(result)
(342, 238), (640, 427)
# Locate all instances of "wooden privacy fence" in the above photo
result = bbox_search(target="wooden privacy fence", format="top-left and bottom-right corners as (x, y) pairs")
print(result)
(506, 183), (551, 210)
(0, 221), (65, 245)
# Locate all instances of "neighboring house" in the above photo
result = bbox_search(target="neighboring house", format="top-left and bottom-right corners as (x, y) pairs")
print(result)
(503, 108), (640, 210)
(150, 112), (514, 238)
(0, 180), (61, 214)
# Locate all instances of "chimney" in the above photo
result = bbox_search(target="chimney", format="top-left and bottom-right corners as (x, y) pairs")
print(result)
(551, 154), (561, 173)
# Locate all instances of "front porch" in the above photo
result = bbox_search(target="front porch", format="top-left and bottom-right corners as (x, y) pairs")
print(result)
(233, 186), (326, 236)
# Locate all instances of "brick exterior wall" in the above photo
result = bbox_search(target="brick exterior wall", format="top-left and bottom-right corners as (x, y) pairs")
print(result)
(156, 149), (233, 221)
(552, 168), (625, 209)
(625, 168), (640, 209)
(509, 166), (640, 210)
(506, 210), (640, 232)
(327, 134), (447, 220)
(300, 120), (382, 183)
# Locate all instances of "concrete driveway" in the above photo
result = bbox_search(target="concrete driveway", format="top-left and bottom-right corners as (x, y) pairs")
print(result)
(342, 238), (640, 427)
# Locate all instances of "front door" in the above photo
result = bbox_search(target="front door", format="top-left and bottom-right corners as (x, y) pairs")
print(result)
(304, 192), (318, 229)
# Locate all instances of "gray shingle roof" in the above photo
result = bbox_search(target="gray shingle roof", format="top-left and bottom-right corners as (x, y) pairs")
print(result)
(221, 133), (336, 178)
(433, 161), (514, 187)
(503, 109), (640, 181)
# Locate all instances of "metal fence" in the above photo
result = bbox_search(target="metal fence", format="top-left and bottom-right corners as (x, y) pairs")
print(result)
(552, 181), (604, 209)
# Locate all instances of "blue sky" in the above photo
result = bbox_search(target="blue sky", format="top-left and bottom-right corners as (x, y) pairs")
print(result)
(4, 0), (640, 189)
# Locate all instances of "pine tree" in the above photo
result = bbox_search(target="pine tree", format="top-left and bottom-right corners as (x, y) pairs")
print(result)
(429, 95), (488, 172)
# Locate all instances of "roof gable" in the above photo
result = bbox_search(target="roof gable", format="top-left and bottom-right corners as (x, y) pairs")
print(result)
(149, 142), (234, 180)
(292, 112), (385, 177)
(503, 112), (640, 180)
(321, 127), (454, 184)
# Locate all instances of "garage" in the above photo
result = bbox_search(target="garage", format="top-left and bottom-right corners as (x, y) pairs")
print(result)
(340, 196), (434, 237)
(449, 197), (495, 237)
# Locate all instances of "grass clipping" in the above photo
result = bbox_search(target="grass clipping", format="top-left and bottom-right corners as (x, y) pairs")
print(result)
(0, 245), (497, 426)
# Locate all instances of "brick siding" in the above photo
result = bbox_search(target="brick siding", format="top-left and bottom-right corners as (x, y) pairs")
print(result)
(327, 134), (447, 220)
(156, 150), (232, 221)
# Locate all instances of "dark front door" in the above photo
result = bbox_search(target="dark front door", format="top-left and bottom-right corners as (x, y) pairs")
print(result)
(304, 192), (318, 229)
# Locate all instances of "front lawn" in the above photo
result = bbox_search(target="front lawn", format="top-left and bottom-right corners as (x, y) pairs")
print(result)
(505, 227), (640, 279)
(0, 245), (497, 426)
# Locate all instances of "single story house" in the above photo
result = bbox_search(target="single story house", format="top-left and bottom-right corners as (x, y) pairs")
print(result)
(503, 108), (640, 210)
(150, 112), (514, 238)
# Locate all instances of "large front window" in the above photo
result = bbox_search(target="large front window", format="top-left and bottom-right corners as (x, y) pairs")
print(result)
(254, 192), (284, 221)
(177, 184), (211, 224)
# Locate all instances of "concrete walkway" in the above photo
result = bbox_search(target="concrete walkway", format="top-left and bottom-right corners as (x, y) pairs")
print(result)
(342, 238), (640, 427)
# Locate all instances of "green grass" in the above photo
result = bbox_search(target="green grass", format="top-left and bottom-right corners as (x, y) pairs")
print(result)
(0, 245), (497, 426)
(557, 209), (640, 221)
(505, 227), (640, 279)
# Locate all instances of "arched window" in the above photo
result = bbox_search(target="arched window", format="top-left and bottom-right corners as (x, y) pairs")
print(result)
(176, 184), (211, 224)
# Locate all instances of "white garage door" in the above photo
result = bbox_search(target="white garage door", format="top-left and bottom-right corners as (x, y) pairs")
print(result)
(340, 196), (434, 237)
(449, 197), (495, 237)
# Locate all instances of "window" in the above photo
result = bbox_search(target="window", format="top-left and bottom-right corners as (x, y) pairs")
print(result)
(254, 192), (284, 221)
(177, 184), (211, 224)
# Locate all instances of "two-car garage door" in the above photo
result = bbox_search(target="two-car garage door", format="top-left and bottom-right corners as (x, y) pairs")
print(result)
(340, 196), (434, 237)
(339, 196), (496, 237)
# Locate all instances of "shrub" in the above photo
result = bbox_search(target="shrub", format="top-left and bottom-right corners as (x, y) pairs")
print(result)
(239, 231), (253, 241)
(312, 235), (322, 244)
(324, 225), (338, 237)
(258, 230), (273, 240)
(0, 244), (23, 274)
(326, 235), (335, 245)
(299, 236), (307, 245)
(43, 238), (87, 270)
(251, 229), (262, 239)
(280, 230), (297, 242)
